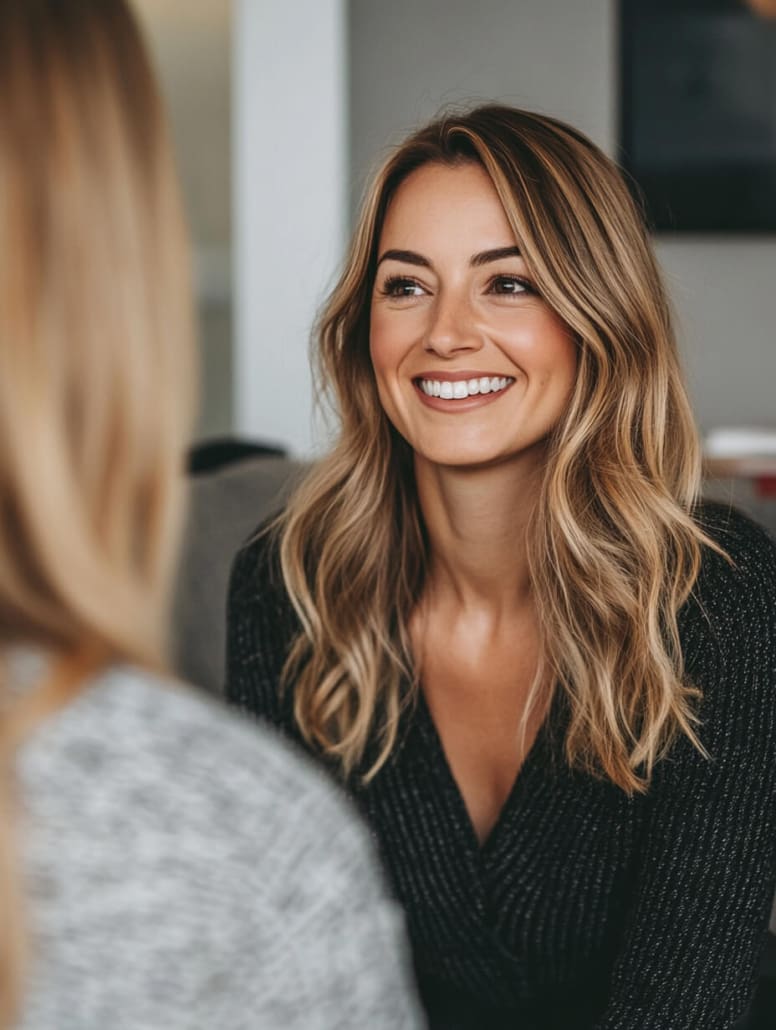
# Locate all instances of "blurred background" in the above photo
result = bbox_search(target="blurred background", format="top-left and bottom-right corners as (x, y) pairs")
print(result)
(132, 0), (233, 441)
(131, 0), (776, 491)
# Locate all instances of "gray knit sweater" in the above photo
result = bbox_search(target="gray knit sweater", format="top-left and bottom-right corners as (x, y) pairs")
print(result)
(13, 663), (424, 1029)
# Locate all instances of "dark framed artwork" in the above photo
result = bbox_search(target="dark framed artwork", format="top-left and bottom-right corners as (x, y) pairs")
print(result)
(619, 0), (776, 232)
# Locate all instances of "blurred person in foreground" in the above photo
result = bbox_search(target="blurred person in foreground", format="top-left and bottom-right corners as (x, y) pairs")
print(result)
(226, 104), (776, 1029)
(0, 2), (423, 1028)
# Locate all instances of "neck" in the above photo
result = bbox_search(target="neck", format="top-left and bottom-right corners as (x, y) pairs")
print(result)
(414, 451), (544, 617)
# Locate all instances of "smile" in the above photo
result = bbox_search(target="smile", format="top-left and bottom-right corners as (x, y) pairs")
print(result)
(416, 375), (515, 399)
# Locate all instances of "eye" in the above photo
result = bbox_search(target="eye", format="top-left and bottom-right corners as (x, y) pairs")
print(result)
(486, 274), (536, 297)
(379, 275), (426, 299)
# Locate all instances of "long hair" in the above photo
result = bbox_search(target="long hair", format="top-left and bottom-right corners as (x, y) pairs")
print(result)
(0, 1), (195, 1021)
(277, 104), (715, 791)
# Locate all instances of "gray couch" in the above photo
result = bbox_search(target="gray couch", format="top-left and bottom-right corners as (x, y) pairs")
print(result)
(173, 455), (304, 696)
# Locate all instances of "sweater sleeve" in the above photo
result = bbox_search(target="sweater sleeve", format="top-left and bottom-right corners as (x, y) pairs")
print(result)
(224, 525), (297, 732)
(595, 511), (776, 1030)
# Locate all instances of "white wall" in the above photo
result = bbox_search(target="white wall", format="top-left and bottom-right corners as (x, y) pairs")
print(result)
(233, 0), (347, 455)
(349, 0), (776, 435)
(132, 0), (233, 438)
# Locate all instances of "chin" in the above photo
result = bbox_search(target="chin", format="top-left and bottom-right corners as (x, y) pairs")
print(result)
(415, 444), (515, 471)
(410, 430), (552, 474)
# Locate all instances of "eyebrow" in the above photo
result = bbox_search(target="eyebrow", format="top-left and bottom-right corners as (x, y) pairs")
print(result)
(471, 246), (522, 266)
(376, 245), (521, 268)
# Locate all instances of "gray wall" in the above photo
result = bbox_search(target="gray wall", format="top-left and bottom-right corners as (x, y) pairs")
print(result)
(349, 0), (776, 435)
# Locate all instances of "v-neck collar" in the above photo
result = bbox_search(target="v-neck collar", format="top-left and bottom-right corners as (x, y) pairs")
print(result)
(413, 685), (560, 862)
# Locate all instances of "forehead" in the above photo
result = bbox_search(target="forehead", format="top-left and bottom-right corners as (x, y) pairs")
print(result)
(378, 162), (518, 251)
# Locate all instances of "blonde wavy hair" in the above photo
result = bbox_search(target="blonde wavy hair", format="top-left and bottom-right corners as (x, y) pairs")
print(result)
(0, 1), (195, 1022)
(277, 104), (716, 794)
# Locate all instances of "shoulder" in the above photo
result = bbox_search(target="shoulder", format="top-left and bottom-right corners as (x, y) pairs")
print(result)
(695, 500), (776, 578)
(225, 514), (301, 725)
(228, 513), (284, 598)
(679, 503), (776, 749)
(227, 515), (299, 639)
(21, 663), (362, 858)
(17, 666), (416, 1027)
(18, 666), (383, 920)
(688, 501), (776, 639)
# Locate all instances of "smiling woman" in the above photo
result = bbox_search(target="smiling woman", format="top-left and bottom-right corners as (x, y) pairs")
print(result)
(370, 161), (577, 472)
(226, 105), (776, 1030)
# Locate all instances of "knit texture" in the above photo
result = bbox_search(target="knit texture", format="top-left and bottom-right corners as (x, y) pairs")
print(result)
(226, 503), (776, 1030)
(14, 661), (423, 1030)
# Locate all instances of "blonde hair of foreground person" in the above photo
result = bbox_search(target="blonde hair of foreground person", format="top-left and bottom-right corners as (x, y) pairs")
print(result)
(0, 0), (195, 1022)
(277, 104), (721, 794)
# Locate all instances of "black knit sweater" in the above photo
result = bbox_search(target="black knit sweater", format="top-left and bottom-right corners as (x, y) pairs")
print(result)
(225, 503), (776, 1030)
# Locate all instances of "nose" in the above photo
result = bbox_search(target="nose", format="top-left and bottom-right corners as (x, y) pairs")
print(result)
(424, 287), (483, 358)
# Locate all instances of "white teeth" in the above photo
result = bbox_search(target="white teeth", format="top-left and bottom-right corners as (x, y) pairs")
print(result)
(417, 376), (514, 399)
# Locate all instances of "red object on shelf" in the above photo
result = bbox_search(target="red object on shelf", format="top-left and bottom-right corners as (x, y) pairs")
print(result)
(703, 456), (776, 494)
(755, 477), (776, 498)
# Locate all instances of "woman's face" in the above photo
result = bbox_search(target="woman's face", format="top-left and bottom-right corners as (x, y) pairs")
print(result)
(369, 161), (577, 471)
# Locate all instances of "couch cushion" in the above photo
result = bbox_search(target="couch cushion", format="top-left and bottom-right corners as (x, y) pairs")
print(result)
(172, 456), (304, 695)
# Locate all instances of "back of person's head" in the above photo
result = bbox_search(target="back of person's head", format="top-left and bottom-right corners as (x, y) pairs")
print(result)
(0, 0), (195, 670)
(0, 0), (194, 1021)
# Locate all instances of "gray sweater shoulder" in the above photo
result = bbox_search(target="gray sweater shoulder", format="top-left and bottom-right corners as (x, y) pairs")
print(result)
(15, 666), (423, 1030)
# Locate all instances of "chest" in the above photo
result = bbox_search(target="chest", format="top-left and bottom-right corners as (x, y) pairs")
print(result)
(361, 713), (641, 1000)
(416, 617), (545, 845)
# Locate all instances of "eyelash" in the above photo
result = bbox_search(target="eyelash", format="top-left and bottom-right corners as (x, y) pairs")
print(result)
(487, 274), (536, 297)
(378, 273), (536, 298)
(379, 276), (424, 298)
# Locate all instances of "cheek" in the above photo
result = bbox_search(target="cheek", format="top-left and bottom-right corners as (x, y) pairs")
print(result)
(368, 307), (386, 372)
(370, 368), (408, 439)
(368, 326), (400, 419)
(368, 334), (385, 379)
(518, 314), (577, 385)
(370, 300), (429, 366)
(553, 333), (579, 392)
(369, 314), (405, 382)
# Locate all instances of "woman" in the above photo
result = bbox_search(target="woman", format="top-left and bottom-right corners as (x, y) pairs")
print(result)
(226, 105), (776, 1029)
(0, 2), (423, 1028)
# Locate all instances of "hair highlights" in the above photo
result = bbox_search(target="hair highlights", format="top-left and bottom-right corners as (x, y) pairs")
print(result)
(276, 104), (714, 791)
